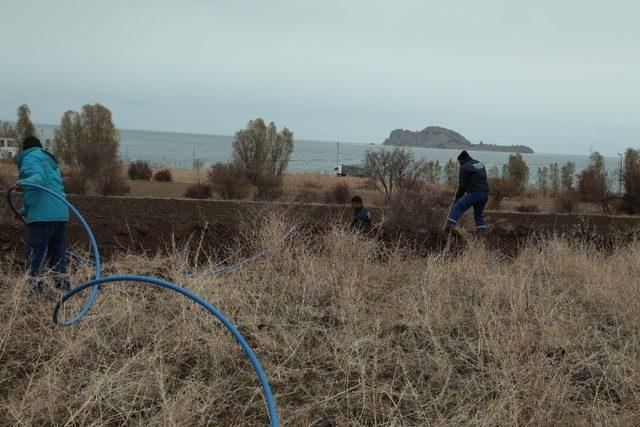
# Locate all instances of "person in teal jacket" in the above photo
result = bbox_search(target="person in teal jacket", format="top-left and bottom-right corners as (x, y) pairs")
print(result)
(15, 136), (70, 296)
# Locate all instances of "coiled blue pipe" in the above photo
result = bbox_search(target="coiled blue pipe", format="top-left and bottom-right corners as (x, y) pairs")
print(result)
(7, 181), (280, 426)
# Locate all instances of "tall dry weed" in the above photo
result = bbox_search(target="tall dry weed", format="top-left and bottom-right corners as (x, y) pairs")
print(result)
(1, 221), (639, 425)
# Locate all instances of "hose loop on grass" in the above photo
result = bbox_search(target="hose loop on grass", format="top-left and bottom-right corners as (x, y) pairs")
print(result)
(7, 181), (280, 426)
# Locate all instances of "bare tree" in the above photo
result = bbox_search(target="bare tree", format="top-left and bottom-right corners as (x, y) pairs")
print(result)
(506, 154), (530, 195)
(52, 103), (123, 194)
(15, 104), (36, 151)
(232, 118), (294, 186)
(577, 152), (611, 214)
(78, 103), (119, 179)
(622, 148), (640, 214)
(53, 110), (83, 165)
(0, 120), (16, 138)
(364, 147), (428, 203)
(444, 159), (458, 190)
(537, 166), (549, 196)
(549, 163), (560, 195)
(561, 161), (576, 191)
(425, 160), (443, 184)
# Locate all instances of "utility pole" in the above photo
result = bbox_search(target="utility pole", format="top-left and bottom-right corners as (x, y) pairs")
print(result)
(336, 142), (340, 166)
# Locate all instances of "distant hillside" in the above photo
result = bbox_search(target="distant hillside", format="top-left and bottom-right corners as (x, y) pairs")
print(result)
(382, 126), (534, 154)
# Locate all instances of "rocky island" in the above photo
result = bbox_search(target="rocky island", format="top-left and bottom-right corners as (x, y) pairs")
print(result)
(382, 126), (534, 154)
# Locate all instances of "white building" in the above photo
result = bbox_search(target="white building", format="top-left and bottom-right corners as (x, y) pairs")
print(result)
(0, 137), (18, 159)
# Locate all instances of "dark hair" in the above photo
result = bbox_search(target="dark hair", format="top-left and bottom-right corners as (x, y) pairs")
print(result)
(457, 150), (470, 162)
(22, 136), (42, 151)
(351, 195), (363, 204)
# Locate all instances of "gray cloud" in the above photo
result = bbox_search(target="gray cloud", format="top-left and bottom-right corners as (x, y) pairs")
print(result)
(0, 0), (638, 155)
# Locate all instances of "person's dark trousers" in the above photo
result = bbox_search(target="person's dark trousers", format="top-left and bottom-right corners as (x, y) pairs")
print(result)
(444, 191), (490, 235)
(25, 221), (71, 295)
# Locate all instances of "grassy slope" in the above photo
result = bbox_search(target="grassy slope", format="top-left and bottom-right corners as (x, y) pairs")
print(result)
(1, 219), (639, 425)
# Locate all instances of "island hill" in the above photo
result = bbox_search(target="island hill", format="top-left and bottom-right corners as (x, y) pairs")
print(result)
(382, 126), (534, 154)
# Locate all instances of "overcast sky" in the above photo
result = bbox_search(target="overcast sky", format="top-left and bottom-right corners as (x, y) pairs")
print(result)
(1, 0), (638, 155)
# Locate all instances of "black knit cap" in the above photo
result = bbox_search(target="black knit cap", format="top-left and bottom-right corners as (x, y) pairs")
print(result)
(22, 136), (42, 151)
(457, 150), (470, 161)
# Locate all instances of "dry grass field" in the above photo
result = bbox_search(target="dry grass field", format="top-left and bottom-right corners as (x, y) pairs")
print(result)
(1, 217), (639, 425)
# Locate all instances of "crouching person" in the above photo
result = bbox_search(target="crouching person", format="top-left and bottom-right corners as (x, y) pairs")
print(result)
(15, 136), (71, 296)
(350, 195), (372, 232)
(444, 151), (490, 236)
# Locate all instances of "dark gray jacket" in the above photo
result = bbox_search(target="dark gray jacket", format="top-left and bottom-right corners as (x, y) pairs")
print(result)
(351, 207), (372, 232)
(455, 157), (489, 200)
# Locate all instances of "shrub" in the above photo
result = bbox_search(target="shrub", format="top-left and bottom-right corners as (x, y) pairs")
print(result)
(96, 159), (130, 196)
(208, 162), (251, 200)
(422, 184), (454, 208)
(255, 176), (283, 201)
(386, 190), (443, 230)
(128, 160), (153, 180)
(487, 177), (515, 210)
(153, 169), (173, 183)
(294, 190), (319, 203)
(516, 203), (539, 213)
(554, 190), (579, 214)
(183, 183), (212, 199)
(63, 169), (88, 195)
(323, 182), (351, 204)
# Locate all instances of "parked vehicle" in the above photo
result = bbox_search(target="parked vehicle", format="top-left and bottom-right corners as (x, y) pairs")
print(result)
(333, 164), (367, 177)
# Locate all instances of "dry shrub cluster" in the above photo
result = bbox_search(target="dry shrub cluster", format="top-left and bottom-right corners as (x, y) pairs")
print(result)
(323, 182), (351, 204)
(386, 185), (452, 230)
(153, 169), (173, 183)
(555, 190), (580, 214)
(128, 161), (153, 181)
(183, 183), (213, 199)
(1, 220), (640, 425)
(208, 163), (251, 200)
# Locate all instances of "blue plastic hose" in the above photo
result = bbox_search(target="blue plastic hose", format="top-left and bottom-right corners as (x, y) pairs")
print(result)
(7, 185), (97, 266)
(8, 186), (296, 275)
(8, 182), (101, 326)
(196, 226), (297, 276)
(7, 181), (280, 426)
(53, 275), (279, 426)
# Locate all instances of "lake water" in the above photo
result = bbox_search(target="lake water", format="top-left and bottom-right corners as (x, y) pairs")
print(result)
(38, 125), (622, 183)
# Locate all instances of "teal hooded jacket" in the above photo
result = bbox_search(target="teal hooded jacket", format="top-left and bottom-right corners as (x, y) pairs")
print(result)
(16, 148), (69, 223)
